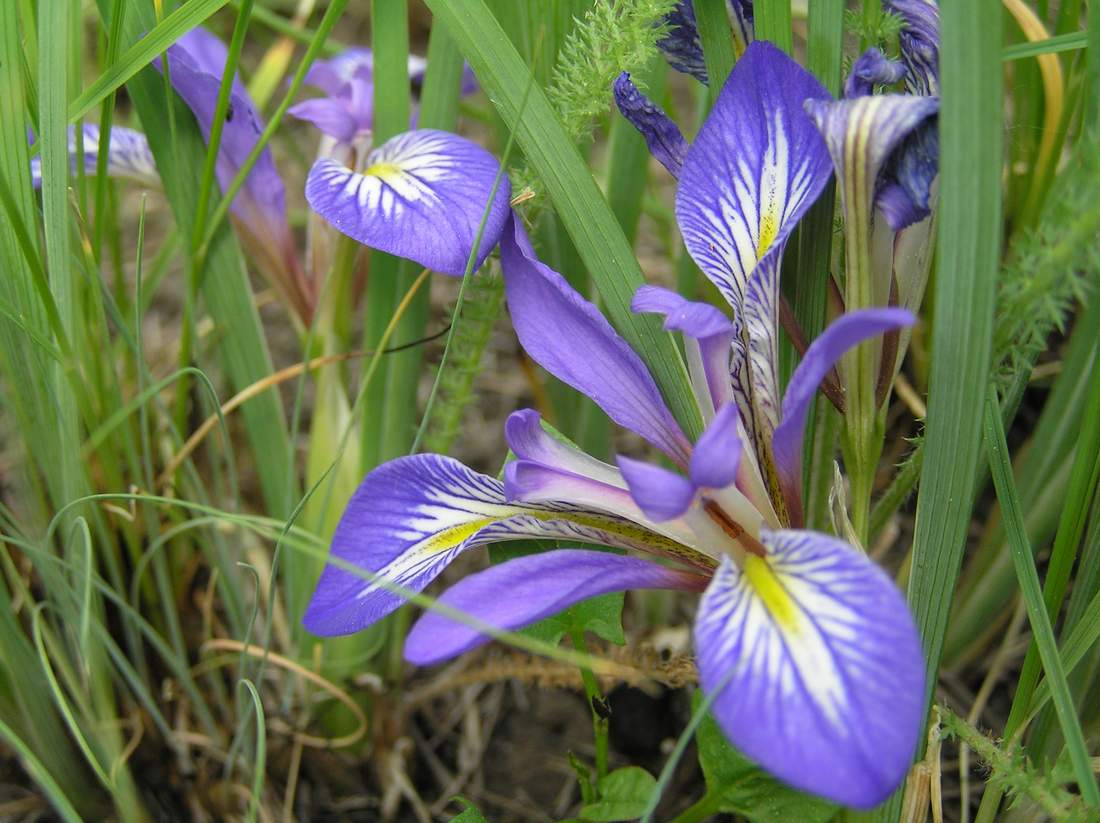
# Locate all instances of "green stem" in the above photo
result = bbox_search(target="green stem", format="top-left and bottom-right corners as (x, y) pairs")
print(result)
(570, 624), (609, 781)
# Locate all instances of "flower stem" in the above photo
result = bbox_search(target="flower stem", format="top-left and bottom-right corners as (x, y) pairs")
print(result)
(569, 624), (609, 780)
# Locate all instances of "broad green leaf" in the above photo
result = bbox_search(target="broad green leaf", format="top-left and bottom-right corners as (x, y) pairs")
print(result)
(580, 766), (657, 822)
(692, 692), (836, 823)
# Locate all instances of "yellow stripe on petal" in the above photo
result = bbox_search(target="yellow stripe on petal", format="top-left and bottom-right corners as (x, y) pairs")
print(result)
(742, 553), (799, 632)
(421, 517), (497, 554)
(365, 161), (402, 182)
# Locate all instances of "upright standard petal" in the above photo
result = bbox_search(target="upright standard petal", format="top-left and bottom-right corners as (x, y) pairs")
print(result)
(886, 0), (940, 96)
(805, 95), (939, 296)
(613, 73), (689, 178)
(305, 129), (511, 275)
(303, 454), (694, 636)
(677, 41), (832, 315)
(693, 531), (925, 808)
(771, 309), (915, 496)
(500, 218), (691, 464)
(677, 42), (832, 464)
(31, 124), (159, 189)
(405, 549), (708, 665)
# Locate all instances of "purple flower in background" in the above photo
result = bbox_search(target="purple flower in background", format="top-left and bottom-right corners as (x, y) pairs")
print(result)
(657, 0), (754, 84)
(36, 27), (313, 321)
(289, 46), (507, 276)
(304, 43), (925, 809)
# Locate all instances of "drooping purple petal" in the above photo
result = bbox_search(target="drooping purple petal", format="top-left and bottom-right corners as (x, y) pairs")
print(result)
(806, 94), (939, 244)
(303, 47), (374, 96)
(771, 309), (915, 496)
(305, 129), (511, 275)
(632, 285), (736, 419)
(162, 28), (287, 226)
(303, 454), (700, 637)
(617, 456), (697, 522)
(405, 549), (708, 665)
(613, 73), (689, 178)
(844, 48), (908, 99)
(500, 218), (691, 464)
(287, 97), (360, 144)
(31, 124), (159, 189)
(886, 0), (940, 96)
(693, 531), (925, 809)
(878, 118), (939, 231)
(689, 402), (742, 490)
(677, 41), (832, 316)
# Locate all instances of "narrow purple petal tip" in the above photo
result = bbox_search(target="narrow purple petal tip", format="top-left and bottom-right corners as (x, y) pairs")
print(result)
(617, 456), (696, 521)
(689, 402), (742, 490)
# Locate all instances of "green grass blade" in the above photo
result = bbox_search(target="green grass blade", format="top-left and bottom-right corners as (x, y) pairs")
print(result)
(0, 717), (83, 823)
(754, 0), (792, 53)
(106, 0), (295, 523)
(904, 0), (1002, 722)
(1002, 30), (1087, 62)
(425, 0), (702, 438)
(982, 383), (1100, 806)
(695, 0), (734, 100)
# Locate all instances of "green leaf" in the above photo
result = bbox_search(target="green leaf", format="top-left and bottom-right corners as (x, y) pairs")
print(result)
(693, 692), (836, 823)
(448, 797), (490, 823)
(581, 766), (657, 822)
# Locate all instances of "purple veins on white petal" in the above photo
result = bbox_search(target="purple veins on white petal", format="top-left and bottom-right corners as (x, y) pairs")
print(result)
(303, 454), (701, 637)
(613, 73), (689, 178)
(693, 530), (925, 809)
(305, 129), (511, 275)
(676, 41), (832, 319)
(31, 124), (159, 189)
(885, 0), (940, 96)
(500, 217), (692, 465)
(405, 549), (709, 665)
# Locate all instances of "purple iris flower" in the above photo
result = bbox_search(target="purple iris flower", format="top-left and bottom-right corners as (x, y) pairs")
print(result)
(36, 27), (313, 321)
(657, 0), (754, 84)
(289, 47), (508, 276)
(304, 42), (925, 809)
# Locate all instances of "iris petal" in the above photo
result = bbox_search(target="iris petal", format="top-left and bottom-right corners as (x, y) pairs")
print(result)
(612, 73), (689, 178)
(305, 129), (511, 275)
(771, 309), (915, 499)
(694, 531), (925, 808)
(405, 549), (708, 665)
(617, 456), (697, 522)
(303, 454), (693, 636)
(500, 218), (692, 464)
(885, 0), (940, 96)
(31, 124), (159, 189)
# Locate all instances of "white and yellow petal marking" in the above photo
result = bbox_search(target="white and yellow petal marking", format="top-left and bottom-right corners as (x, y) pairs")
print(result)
(32, 124), (160, 189)
(693, 529), (925, 809)
(305, 128), (511, 275)
(303, 454), (700, 636)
